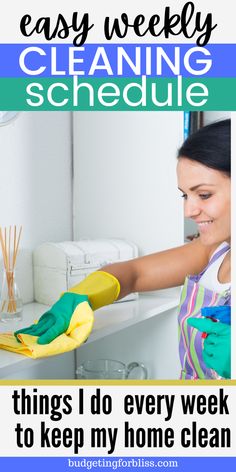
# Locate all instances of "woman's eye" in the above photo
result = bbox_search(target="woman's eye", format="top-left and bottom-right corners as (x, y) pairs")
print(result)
(181, 194), (187, 200)
(199, 193), (211, 200)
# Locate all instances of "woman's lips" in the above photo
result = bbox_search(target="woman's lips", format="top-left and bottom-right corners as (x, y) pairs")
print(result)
(196, 220), (213, 232)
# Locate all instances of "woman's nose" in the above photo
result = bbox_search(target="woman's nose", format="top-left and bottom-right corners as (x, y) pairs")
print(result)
(184, 199), (201, 219)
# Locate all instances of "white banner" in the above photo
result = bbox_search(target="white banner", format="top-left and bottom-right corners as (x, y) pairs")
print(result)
(0, 383), (235, 457)
(0, 0), (235, 44)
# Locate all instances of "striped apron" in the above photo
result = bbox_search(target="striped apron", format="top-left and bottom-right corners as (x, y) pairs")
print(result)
(178, 244), (231, 379)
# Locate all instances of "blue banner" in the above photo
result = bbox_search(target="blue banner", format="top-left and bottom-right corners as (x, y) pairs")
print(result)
(0, 43), (236, 78)
(0, 457), (236, 471)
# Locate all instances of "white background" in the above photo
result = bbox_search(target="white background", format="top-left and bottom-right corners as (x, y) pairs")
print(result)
(0, 0), (235, 43)
(0, 385), (235, 456)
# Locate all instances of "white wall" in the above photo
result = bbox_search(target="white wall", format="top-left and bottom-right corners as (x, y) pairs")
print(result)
(0, 112), (73, 301)
(203, 111), (231, 126)
(73, 111), (184, 255)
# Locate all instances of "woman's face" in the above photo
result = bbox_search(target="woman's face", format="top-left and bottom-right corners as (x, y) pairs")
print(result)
(177, 157), (231, 246)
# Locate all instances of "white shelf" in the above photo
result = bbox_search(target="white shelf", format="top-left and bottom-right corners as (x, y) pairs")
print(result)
(0, 288), (180, 378)
(87, 288), (180, 343)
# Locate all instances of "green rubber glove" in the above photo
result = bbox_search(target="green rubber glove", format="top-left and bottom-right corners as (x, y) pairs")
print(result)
(15, 293), (89, 345)
(187, 317), (231, 378)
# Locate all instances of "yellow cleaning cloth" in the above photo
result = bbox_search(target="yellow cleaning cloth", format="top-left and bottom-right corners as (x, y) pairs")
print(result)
(0, 301), (94, 359)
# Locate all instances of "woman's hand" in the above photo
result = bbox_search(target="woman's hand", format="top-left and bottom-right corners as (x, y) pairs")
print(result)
(14, 293), (89, 344)
(187, 317), (231, 378)
(15, 270), (121, 345)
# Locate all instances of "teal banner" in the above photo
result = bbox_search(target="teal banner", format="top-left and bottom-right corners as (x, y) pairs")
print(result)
(0, 77), (236, 110)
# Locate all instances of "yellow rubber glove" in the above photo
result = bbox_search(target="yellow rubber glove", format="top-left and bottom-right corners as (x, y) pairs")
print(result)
(14, 271), (120, 346)
(6, 271), (120, 357)
(0, 301), (94, 359)
(68, 270), (121, 310)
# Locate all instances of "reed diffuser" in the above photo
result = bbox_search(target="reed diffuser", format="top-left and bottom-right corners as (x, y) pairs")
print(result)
(0, 225), (23, 322)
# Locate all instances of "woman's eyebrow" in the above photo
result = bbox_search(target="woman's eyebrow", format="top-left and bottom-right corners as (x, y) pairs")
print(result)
(178, 183), (216, 192)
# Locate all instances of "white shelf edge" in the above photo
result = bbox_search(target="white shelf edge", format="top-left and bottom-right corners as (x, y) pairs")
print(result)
(87, 298), (179, 344)
(0, 289), (180, 378)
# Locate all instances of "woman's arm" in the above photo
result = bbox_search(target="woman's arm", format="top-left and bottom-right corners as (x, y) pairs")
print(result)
(13, 240), (216, 344)
(102, 239), (216, 299)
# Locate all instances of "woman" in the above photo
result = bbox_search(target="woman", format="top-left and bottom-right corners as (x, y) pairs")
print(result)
(16, 119), (231, 379)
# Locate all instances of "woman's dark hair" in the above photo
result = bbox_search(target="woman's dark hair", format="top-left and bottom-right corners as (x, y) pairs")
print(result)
(177, 119), (231, 176)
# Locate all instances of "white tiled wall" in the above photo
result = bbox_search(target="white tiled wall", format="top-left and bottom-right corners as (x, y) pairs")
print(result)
(0, 112), (73, 301)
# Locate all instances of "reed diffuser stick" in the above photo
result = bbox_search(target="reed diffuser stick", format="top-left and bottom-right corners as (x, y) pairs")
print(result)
(0, 225), (22, 314)
(12, 226), (22, 269)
